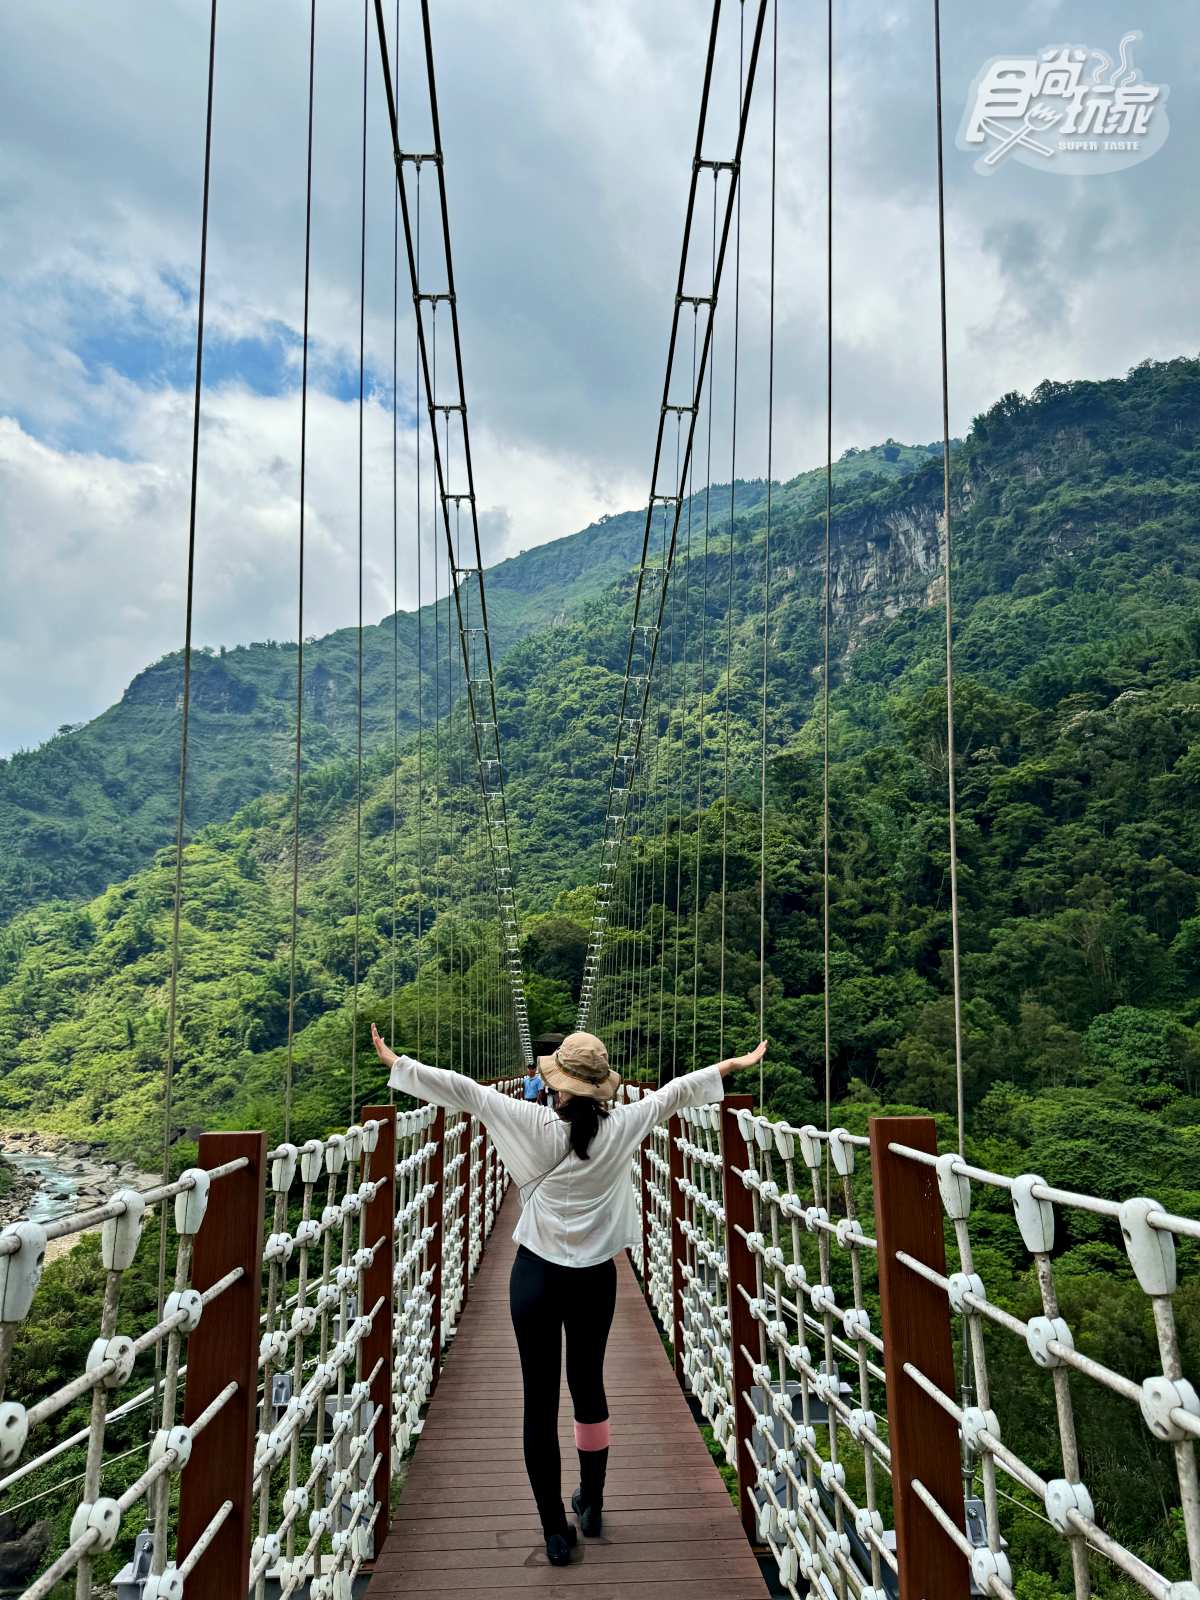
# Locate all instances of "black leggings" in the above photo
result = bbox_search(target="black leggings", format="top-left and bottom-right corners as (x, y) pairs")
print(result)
(509, 1244), (616, 1535)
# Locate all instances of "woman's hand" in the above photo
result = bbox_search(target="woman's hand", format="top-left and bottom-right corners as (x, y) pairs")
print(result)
(719, 1039), (768, 1077)
(370, 1022), (398, 1068)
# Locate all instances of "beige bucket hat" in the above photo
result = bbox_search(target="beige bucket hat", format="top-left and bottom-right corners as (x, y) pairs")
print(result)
(538, 1031), (621, 1102)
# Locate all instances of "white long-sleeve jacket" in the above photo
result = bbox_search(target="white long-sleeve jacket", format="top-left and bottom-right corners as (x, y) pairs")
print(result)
(388, 1054), (725, 1268)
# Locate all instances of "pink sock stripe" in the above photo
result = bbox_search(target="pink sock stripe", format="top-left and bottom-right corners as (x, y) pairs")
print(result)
(574, 1419), (610, 1451)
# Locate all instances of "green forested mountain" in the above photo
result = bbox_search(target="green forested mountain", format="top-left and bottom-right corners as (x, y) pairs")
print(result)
(0, 443), (931, 928)
(4, 360), (1200, 1594)
(2, 357), (1199, 1165)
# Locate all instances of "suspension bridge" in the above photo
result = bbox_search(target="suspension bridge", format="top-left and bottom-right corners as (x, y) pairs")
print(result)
(1, 2), (1198, 1599)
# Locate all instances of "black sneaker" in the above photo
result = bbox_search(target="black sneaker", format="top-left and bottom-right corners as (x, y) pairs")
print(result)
(572, 1488), (603, 1537)
(546, 1526), (578, 1566)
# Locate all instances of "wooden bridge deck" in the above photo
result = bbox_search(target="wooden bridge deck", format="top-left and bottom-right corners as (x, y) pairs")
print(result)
(371, 1189), (769, 1597)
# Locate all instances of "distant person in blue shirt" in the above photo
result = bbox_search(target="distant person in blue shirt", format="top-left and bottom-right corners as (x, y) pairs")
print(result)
(523, 1065), (544, 1102)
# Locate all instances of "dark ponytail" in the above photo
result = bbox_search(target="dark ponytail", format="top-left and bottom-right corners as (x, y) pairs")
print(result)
(559, 1095), (608, 1160)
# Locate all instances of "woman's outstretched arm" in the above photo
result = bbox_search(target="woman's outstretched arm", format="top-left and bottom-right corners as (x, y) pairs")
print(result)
(370, 1023), (544, 1184)
(623, 1040), (768, 1138)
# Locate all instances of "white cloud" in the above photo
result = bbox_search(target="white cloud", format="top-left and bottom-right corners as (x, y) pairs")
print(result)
(0, 0), (1196, 752)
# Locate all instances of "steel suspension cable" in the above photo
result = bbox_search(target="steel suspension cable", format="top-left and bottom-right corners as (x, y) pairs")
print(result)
(718, 0), (746, 1065)
(757, 0), (777, 1108)
(151, 0), (218, 1511)
(932, 0), (965, 1157)
(373, 0), (533, 1062)
(389, 0), (400, 1066)
(414, 159), (424, 1062)
(349, 0), (368, 1124)
(578, 0), (770, 1030)
(285, 0), (317, 1141)
(691, 175), (718, 1070)
(822, 0), (834, 1149)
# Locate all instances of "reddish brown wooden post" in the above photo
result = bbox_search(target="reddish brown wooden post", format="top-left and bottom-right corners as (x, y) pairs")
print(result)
(360, 1105), (396, 1557)
(870, 1115), (969, 1600)
(460, 1114), (475, 1307)
(719, 1095), (758, 1543)
(177, 1131), (266, 1600)
(667, 1114), (688, 1386)
(639, 1138), (653, 1303)
(427, 1106), (446, 1396)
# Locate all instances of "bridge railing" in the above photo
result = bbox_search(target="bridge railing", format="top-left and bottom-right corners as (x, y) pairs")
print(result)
(0, 1084), (515, 1600)
(632, 1093), (1200, 1600)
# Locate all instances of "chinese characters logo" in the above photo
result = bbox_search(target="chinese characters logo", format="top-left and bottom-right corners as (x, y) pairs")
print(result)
(958, 33), (1169, 176)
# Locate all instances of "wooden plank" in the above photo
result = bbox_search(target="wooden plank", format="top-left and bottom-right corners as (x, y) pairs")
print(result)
(870, 1115), (969, 1600)
(372, 1185), (768, 1594)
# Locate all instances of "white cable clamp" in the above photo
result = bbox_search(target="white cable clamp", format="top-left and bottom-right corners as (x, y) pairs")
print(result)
(961, 1405), (999, 1451)
(844, 1307), (871, 1340)
(0, 1402), (29, 1467)
(264, 1232), (294, 1265)
(783, 1263), (806, 1292)
(1010, 1172), (1054, 1253)
(87, 1333), (135, 1390)
(1026, 1314), (1072, 1369)
(299, 1138), (325, 1184)
(150, 1424), (193, 1473)
(1045, 1477), (1094, 1533)
(820, 1459), (846, 1489)
(343, 1125), (364, 1164)
(164, 1288), (203, 1333)
(1140, 1375), (1200, 1443)
(1165, 1586), (1200, 1600)
(848, 1407), (877, 1442)
(142, 1567), (184, 1600)
(252, 1533), (282, 1565)
(773, 1125), (795, 1161)
(797, 1125), (823, 1170)
(828, 1126), (855, 1176)
(361, 1118), (380, 1154)
(825, 1528), (851, 1560)
(291, 1305), (317, 1337)
(753, 1118), (775, 1152)
(325, 1134), (346, 1176)
(69, 1497), (122, 1552)
(757, 1499), (779, 1542)
(855, 1507), (884, 1539)
(935, 1153), (971, 1220)
(308, 1505), (334, 1537)
(947, 1271), (984, 1314)
(174, 1170), (210, 1237)
(101, 1189), (146, 1271)
(259, 1329), (288, 1366)
(735, 1107), (757, 1146)
(0, 1221), (47, 1323)
(804, 1205), (829, 1235)
(971, 1547), (1014, 1592)
(1120, 1197), (1176, 1295)
(271, 1142), (298, 1194)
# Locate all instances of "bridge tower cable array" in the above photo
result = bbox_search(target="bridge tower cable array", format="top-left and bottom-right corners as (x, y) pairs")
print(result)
(372, 0), (532, 1066)
(577, 0), (771, 1037)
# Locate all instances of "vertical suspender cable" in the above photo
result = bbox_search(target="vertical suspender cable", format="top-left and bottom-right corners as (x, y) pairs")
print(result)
(718, 0), (746, 1065)
(671, 315), (698, 1083)
(691, 174), (718, 1069)
(757, 0), (777, 1107)
(390, 0), (400, 1065)
(350, 0), (368, 1123)
(414, 162), (425, 1061)
(932, 0), (965, 1158)
(151, 0), (217, 1520)
(821, 0), (834, 1149)
(157, 0), (218, 1348)
(285, 0), (317, 1140)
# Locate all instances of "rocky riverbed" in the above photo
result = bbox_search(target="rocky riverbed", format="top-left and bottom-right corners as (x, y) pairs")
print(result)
(0, 1131), (158, 1258)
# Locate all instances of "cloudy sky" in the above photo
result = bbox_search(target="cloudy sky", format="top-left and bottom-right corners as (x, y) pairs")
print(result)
(0, 0), (1195, 755)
